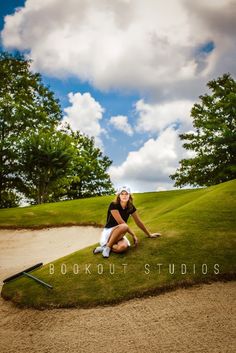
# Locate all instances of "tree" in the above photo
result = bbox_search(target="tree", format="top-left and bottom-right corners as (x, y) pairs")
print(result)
(170, 73), (236, 187)
(60, 124), (115, 198)
(0, 52), (62, 207)
(19, 130), (76, 204)
(0, 51), (115, 207)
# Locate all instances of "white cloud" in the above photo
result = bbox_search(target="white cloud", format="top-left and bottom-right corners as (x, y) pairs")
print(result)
(2, 0), (234, 192)
(2, 0), (235, 99)
(183, 0), (236, 78)
(63, 92), (105, 148)
(109, 115), (133, 136)
(135, 99), (194, 134)
(108, 126), (194, 192)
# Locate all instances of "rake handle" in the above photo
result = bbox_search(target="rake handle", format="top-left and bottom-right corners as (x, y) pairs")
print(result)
(23, 272), (53, 289)
(3, 263), (43, 283)
(3, 262), (53, 289)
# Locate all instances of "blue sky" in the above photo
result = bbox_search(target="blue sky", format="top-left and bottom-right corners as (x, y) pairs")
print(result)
(1, 0), (235, 192)
(0, 0), (144, 165)
(40, 76), (143, 165)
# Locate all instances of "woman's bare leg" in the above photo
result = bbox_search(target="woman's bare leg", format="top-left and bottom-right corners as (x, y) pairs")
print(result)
(112, 239), (129, 253)
(106, 224), (128, 248)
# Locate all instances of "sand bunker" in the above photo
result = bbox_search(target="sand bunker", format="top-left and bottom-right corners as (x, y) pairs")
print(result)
(0, 227), (235, 353)
(0, 226), (101, 283)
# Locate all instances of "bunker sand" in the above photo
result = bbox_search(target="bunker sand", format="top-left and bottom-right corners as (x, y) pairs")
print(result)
(0, 226), (101, 282)
(0, 227), (235, 353)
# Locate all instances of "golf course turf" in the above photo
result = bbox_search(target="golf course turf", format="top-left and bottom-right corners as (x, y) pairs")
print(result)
(1, 179), (235, 309)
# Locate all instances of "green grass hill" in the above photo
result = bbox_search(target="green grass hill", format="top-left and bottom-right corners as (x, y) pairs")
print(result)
(1, 179), (236, 308)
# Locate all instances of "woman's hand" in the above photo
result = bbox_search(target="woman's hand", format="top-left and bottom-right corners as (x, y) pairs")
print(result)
(133, 235), (138, 247)
(148, 232), (161, 238)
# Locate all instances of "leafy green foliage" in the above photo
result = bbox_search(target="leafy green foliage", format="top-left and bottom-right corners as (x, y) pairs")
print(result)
(0, 52), (115, 207)
(0, 52), (62, 207)
(60, 124), (115, 198)
(19, 129), (76, 204)
(170, 73), (236, 187)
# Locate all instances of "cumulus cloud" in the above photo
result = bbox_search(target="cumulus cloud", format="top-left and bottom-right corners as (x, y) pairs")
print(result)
(109, 115), (133, 136)
(2, 0), (234, 191)
(63, 92), (105, 148)
(183, 0), (236, 78)
(135, 99), (194, 134)
(108, 126), (194, 192)
(2, 0), (235, 99)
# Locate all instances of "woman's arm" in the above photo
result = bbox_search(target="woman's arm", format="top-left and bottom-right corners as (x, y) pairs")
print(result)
(110, 210), (125, 224)
(111, 210), (138, 246)
(131, 211), (161, 238)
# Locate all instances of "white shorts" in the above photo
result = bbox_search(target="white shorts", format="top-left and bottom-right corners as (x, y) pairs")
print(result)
(100, 225), (131, 247)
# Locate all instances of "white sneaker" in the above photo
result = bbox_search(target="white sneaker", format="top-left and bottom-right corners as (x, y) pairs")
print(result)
(93, 246), (105, 254)
(102, 246), (111, 258)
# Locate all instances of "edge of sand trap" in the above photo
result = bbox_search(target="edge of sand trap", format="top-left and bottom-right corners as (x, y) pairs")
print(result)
(4, 275), (236, 311)
(0, 225), (102, 284)
(0, 222), (104, 230)
(0, 226), (235, 310)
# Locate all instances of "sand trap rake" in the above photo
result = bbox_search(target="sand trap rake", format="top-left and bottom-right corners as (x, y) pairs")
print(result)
(3, 262), (53, 289)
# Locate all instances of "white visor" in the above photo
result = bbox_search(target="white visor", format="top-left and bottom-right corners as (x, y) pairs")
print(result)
(116, 186), (131, 195)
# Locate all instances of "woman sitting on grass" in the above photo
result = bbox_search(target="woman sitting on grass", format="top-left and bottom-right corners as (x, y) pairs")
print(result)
(93, 186), (161, 258)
